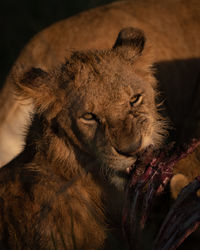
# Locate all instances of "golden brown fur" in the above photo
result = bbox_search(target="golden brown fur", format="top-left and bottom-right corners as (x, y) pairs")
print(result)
(0, 28), (167, 249)
(0, 0), (199, 248)
(0, 0), (200, 166)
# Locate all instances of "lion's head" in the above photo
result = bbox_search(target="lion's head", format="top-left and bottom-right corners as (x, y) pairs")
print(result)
(15, 27), (167, 189)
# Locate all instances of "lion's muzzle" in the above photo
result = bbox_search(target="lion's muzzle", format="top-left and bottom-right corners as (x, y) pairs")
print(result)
(114, 137), (142, 157)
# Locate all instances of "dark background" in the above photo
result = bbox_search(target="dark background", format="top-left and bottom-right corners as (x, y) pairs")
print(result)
(0, 0), (116, 88)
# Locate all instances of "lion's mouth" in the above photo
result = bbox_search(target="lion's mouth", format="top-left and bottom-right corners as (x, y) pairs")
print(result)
(117, 164), (146, 180)
(116, 160), (137, 179)
(116, 145), (154, 179)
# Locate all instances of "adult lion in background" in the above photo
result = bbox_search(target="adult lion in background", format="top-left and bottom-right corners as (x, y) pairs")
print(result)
(0, 27), (166, 250)
(0, 0), (200, 167)
(0, 0), (199, 249)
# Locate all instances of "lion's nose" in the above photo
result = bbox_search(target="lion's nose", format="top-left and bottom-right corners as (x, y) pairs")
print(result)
(115, 137), (142, 157)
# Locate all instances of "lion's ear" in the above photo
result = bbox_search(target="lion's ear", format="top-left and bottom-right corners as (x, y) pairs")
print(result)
(15, 67), (56, 111)
(113, 27), (146, 60)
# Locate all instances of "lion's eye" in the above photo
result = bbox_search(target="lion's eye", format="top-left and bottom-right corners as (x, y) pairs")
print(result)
(130, 94), (142, 107)
(82, 113), (96, 121)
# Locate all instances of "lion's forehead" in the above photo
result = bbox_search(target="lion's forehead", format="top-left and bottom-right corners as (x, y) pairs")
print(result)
(72, 55), (142, 86)
(64, 55), (154, 114)
(74, 71), (144, 101)
(73, 86), (143, 121)
(79, 83), (133, 107)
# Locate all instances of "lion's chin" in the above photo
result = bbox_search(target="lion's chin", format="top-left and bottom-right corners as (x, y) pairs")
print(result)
(111, 174), (129, 190)
(110, 167), (134, 190)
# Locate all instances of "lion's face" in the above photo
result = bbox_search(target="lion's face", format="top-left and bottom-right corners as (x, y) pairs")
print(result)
(17, 28), (167, 189)
(64, 55), (165, 188)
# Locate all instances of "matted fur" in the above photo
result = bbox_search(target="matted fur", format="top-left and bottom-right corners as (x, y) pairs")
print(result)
(0, 0), (200, 166)
(0, 0), (199, 248)
(0, 28), (167, 249)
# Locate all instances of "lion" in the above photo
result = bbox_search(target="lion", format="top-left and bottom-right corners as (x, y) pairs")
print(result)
(0, 0), (200, 167)
(0, 0), (199, 248)
(0, 27), (167, 249)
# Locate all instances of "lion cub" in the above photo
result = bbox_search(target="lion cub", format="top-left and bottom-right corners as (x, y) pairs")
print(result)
(0, 28), (166, 249)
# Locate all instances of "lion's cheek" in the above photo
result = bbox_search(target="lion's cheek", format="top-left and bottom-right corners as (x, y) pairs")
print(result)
(142, 135), (154, 149)
(74, 119), (99, 148)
